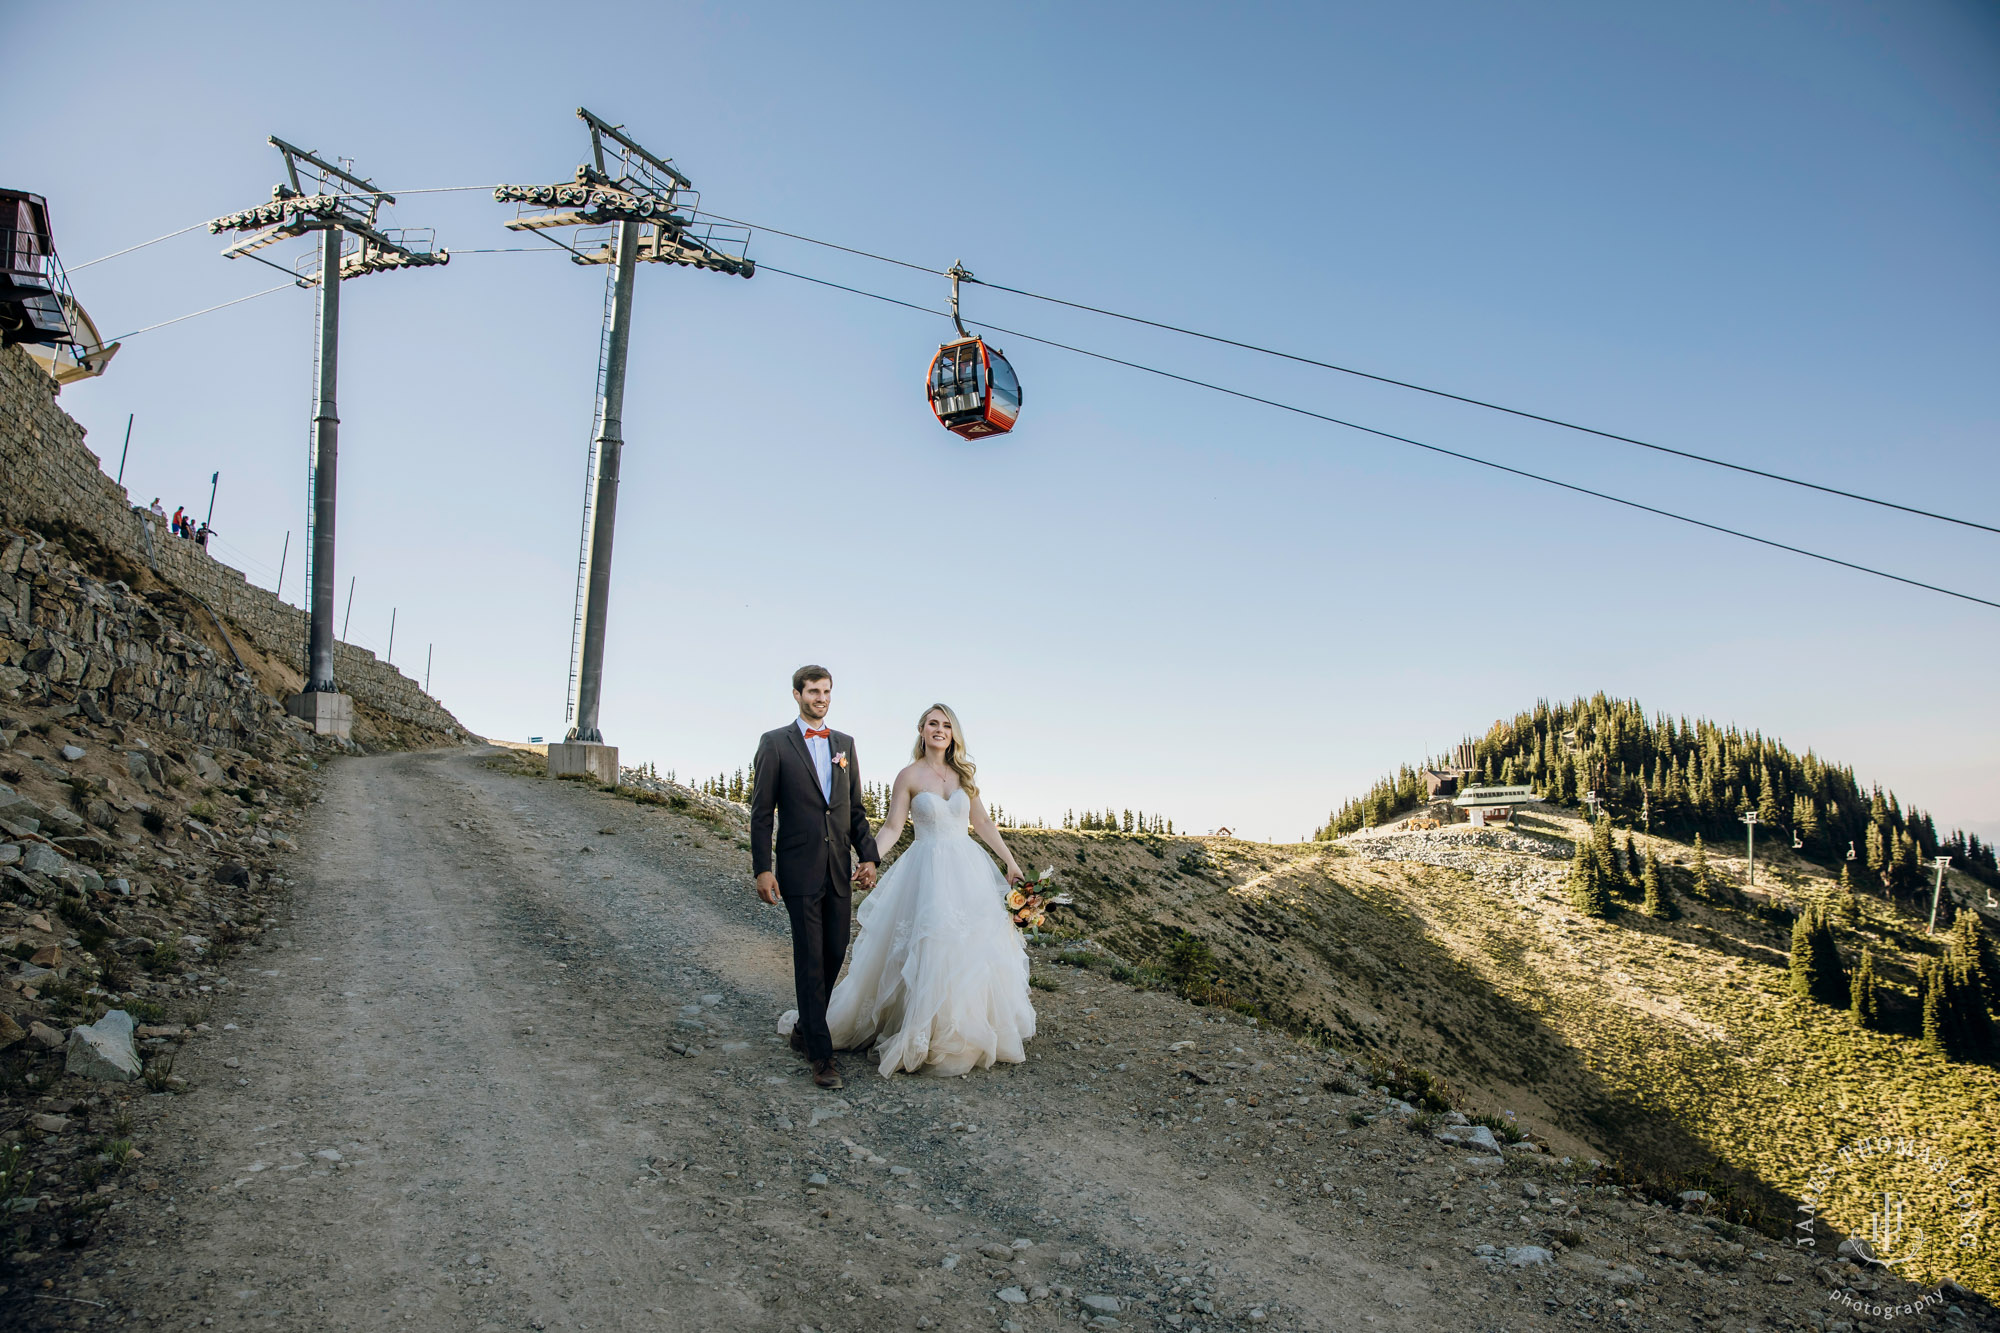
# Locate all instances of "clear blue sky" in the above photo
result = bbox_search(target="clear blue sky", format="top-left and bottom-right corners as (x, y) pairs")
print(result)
(11, 2), (1998, 842)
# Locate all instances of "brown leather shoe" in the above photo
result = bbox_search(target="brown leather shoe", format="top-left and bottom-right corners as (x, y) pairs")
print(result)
(811, 1058), (844, 1090)
(789, 1029), (805, 1055)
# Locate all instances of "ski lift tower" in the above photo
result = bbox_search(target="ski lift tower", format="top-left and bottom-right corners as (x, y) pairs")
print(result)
(494, 108), (753, 782)
(208, 138), (447, 739)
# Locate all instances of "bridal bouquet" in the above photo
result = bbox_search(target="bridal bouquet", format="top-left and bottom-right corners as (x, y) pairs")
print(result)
(1006, 867), (1072, 931)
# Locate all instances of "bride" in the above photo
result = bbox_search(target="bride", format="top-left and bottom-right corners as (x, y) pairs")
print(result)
(822, 703), (1038, 1077)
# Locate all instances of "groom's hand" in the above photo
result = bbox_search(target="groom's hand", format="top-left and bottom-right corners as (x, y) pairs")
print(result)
(855, 862), (878, 890)
(755, 871), (781, 905)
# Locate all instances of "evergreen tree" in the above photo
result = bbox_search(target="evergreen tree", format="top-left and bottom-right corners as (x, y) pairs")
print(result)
(1591, 815), (1618, 890)
(1849, 946), (1880, 1029)
(1568, 840), (1610, 918)
(1921, 957), (1949, 1056)
(1691, 833), (1712, 898)
(1757, 766), (1782, 826)
(1794, 793), (1821, 846)
(1622, 832), (1641, 890)
(1949, 951), (1994, 1058)
(1641, 850), (1676, 919)
(1833, 865), (1862, 926)
(1917, 951), (1989, 1061)
(1865, 822), (1889, 886)
(1951, 914), (2000, 1011)
(1789, 908), (1847, 1005)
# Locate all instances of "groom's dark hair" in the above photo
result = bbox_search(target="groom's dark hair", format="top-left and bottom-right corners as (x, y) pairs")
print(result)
(792, 664), (831, 693)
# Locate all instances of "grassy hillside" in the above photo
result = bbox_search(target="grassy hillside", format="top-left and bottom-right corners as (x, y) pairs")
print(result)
(1003, 814), (1999, 1298)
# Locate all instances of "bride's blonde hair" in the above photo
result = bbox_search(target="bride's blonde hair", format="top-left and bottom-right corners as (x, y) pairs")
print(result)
(912, 703), (978, 800)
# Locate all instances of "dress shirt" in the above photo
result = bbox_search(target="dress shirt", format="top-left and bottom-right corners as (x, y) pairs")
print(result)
(797, 716), (833, 803)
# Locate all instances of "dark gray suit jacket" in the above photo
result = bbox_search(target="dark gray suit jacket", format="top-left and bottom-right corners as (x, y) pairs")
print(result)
(749, 722), (881, 897)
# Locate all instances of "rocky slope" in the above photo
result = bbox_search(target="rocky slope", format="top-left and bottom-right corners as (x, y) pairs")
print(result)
(0, 518), (469, 1267)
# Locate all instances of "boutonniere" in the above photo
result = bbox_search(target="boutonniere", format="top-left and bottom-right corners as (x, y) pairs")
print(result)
(833, 751), (849, 769)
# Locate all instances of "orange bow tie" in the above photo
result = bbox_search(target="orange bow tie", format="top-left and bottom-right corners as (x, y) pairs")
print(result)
(803, 727), (830, 739)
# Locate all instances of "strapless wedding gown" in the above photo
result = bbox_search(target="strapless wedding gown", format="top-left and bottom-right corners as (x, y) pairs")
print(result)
(824, 789), (1037, 1077)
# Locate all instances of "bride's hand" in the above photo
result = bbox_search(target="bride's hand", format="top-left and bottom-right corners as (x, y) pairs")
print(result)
(1004, 864), (1024, 886)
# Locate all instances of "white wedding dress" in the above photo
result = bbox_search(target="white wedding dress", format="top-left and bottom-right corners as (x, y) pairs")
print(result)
(822, 789), (1037, 1077)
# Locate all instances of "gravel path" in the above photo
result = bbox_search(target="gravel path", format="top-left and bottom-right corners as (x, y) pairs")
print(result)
(12, 747), (1917, 1332)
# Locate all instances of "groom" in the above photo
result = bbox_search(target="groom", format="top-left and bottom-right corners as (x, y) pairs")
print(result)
(750, 665), (880, 1090)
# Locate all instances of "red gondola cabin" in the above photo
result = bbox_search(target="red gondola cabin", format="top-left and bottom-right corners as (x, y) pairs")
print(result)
(927, 335), (1021, 440)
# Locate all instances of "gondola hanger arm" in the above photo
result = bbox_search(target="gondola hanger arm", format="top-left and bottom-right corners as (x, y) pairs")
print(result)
(947, 261), (974, 338)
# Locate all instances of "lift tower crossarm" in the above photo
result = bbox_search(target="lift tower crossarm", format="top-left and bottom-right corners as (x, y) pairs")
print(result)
(267, 136), (396, 213)
(578, 108), (692, 190)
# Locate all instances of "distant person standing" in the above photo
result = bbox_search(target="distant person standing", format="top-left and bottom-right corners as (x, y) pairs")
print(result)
(148, 498), (166, 520)
(194, 522), (212, 551)
(170, 506), (185, 536)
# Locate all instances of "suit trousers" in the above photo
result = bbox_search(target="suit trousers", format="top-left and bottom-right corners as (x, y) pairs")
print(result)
(783, 876), (851, 1063)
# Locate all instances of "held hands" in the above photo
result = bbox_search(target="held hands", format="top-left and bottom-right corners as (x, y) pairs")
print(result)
(855, 862), (879, 890)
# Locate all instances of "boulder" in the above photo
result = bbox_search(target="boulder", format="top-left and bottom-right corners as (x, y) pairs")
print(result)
(38, 804), (85, 836)
(1464, 1125), (1502, 1152)
(1505, 1246), (1555, 1268)
(1081, 1295), (1123, 1314)
(190, 751), (226, 783)
(19, 842), (66, 876)
(0, 1013), (23, 1049)
(66, 1009), (142, 1082)
(28, 1020), (66, 1049)
(59, 745), (85, 761)
(0, 787), (43, 831)
(0, 843), (18, 866)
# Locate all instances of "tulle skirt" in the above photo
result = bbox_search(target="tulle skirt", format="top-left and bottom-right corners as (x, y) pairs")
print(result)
(824, 830), (1037, 1077)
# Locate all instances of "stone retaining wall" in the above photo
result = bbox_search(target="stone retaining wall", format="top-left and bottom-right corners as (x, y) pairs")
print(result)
(1, 526), (309, 753)
(0, 344), (468, 738)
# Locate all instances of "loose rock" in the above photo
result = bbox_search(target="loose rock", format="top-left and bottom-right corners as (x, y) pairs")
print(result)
(67, 1009), (142, 1082)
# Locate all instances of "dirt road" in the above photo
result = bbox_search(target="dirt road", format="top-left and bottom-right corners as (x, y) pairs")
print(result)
(15, 748), (1885, 1332)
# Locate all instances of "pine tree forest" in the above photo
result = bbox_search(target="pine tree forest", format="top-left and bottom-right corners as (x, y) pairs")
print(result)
(1311, 695), (2000, 904)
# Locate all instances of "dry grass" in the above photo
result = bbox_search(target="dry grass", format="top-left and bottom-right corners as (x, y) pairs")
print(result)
(1004, 822), (1998, 1297)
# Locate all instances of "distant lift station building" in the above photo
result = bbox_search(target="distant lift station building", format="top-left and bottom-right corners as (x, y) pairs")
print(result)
(1453, 784), (1539, 827)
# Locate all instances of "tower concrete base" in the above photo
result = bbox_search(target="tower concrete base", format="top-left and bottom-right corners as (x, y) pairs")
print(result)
(548, 740), (618, 784)
(285, 691), (354, 740)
